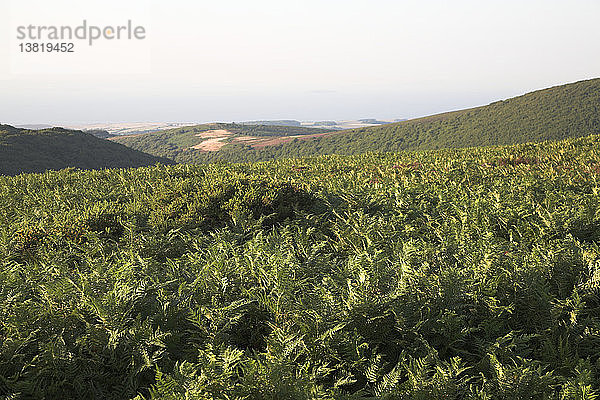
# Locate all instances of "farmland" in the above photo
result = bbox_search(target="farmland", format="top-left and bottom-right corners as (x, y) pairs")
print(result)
(111, 123), (337, 164)
(2, 134), (600, 399)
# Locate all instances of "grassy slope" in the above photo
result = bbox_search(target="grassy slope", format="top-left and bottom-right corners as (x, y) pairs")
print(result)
(2, 135), (600, 398)
(112, 122), (334, 162)
(0, 125), (174, 175)
(116, 78), (600, 164)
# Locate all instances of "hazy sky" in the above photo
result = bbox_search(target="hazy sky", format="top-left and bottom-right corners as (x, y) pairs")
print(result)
(1, 0), (599, 125)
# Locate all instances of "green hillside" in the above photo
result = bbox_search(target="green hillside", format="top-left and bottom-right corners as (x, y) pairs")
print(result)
(112, 122), (334, 162)
(0, 125), (174, 175)
(2, 135), (600, 398)
(116, 78), (600, 164)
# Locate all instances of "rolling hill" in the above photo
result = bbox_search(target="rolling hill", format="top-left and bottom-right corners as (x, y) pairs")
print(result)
(111, 122), (337, 163)
(0, 125), (174, 176)
(113, 78), (600, 163)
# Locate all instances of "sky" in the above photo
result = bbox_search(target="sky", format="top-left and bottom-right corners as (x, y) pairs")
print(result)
(0, 0), (599, 125)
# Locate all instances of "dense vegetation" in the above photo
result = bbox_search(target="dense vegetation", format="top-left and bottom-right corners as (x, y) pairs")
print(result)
(2, 134), (600, 399)
(112, 123), (333, 162)
(86, 129), (116, 139)
(0, 125), (172, 176)
(115, 79), (600, 164)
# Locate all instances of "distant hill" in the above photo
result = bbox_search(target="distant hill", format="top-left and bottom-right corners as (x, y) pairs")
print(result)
(0, 125), (174, 176)
(111, 123), (336, 163)
(114, 78), (600, 164)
